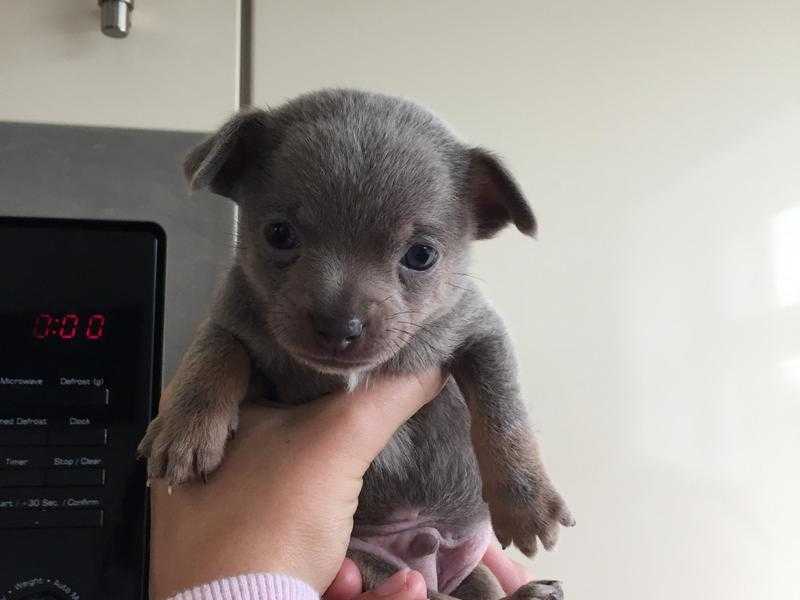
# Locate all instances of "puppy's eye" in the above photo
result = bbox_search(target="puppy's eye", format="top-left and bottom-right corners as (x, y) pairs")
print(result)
(265, 222), (299, 250)
(402, 244), (438, 271)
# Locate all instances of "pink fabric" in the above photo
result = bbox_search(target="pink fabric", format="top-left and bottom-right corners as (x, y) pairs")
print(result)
(349, 519), (493, 594)
(167, 573), (319, 600)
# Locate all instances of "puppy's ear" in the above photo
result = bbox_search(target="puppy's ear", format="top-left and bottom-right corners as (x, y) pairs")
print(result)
(184, 108), (270, 198)
(466, 148), (537, 239)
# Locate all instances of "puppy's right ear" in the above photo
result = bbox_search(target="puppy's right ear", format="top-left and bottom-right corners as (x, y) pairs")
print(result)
(183, 108), (270, 198)
(466, 148), (537, 239)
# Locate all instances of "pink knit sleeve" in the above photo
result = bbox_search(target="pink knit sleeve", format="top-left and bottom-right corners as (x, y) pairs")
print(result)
(167, 573), (319, 600)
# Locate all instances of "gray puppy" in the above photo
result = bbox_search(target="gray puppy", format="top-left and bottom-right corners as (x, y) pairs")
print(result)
(139, 89), (574, 600)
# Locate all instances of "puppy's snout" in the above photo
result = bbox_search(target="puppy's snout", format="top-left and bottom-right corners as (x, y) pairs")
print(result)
(312, 312), (365, 350)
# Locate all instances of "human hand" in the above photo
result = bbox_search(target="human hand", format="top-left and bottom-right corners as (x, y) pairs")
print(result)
(324, 539), (534, 600)
(149, 371), (444, 600)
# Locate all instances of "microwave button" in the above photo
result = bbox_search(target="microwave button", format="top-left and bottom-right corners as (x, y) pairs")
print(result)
(0, 470), (45, 487)
(0, 448), (46, 468)
(48, 387), (110, 407)
(0, 429), (48, 446)
(0, 508), (103, 529)
(61, 496), (103, 509)
(0, 416), (50, 427)
(49, 453), (104, 468)
(3, 388), (109, 407)
(49, 428), (108, 446)
(45, 468), (105, 487)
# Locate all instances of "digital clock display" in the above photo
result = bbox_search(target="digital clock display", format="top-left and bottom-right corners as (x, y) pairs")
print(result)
(32, 313), (107, 341)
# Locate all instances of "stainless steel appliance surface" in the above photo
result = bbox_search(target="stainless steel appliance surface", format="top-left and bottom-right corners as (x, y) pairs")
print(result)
(0, 121), (235, 380)
(0, 123), (234, 599)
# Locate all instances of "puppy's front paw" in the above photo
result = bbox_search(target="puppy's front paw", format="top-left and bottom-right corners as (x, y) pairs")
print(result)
(488, 476), (574, 557)
(137, 403), (238, 486)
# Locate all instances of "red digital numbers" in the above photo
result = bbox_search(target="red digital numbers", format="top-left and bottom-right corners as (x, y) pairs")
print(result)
(60, 314), (79, 339)
(86, 314), (106, 340)
(33, 314), (52, 339)
(32, 312), (106, 341)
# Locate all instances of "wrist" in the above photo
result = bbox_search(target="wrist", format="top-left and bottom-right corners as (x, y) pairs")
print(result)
(166, 573), (319, 600)
(151, 486), (343, 596)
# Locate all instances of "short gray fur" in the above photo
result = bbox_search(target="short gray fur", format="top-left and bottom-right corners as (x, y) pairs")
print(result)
(0, 121), (236, 378)
(136, 89), (574, 599)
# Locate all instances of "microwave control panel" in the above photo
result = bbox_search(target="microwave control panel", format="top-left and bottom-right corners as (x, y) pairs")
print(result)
(0, 218), (165, 600)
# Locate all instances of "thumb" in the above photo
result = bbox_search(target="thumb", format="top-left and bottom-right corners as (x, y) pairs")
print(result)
(311, 370), (445, 469)
(482, 541), (533, 594)
(323, 558), (362, 600)
(359, 569), (428, 600)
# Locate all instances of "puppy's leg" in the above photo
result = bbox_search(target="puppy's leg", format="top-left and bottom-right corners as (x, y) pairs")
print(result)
(452, 310), (574, 557)
(346, 548), (398, 590)
(449, 564), (504, 600)
(137, 319), (250, 486)
(445, 565), (563, 600)
(507, 581), (563, 600)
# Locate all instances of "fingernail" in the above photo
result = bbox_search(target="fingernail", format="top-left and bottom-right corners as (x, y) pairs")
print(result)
(404, 570), (427, 599)
(374, 569), (409, 596)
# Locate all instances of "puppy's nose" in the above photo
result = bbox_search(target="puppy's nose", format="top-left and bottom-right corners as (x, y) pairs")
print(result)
(313, 313), (365, 350)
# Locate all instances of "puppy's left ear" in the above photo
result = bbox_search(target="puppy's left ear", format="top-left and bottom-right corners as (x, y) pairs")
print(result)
(466, 148), (537, 239)
(184, 108), (271, 198)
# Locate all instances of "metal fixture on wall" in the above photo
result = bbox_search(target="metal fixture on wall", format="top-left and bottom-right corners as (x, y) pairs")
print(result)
(238, 0), (253, 108)
(100, 0), (134, 38)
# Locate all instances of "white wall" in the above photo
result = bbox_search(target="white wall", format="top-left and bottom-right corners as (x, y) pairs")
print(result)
(253, 2), (800, 599)
(0, 0), (238, 131)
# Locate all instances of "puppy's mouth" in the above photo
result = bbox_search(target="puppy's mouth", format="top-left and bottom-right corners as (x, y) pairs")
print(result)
(266, 311), (402, 375)
(293, 351), (376, 374)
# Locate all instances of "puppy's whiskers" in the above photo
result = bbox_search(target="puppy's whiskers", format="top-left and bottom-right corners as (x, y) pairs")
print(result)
(449, 271), (485, 283)
(446, 281), (470, 293)
(396, 320), (439, 340)
(387, 327), (446, 364)
(392, 322), (451, 357)
(388, 328), (429, 366)
(378, 293), (396, 307)
(387, 309), (421, 319)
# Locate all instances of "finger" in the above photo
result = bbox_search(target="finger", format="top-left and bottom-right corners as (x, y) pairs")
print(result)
(359, 570), (427, 600)
(314, 370), (445, 465)
(324, 558), (363, 600)
(481, 542), (533, 595)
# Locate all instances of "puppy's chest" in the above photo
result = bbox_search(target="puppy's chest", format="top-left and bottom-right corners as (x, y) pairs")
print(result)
(357, 381), (487, 528)
(246, 345), (486, 524)
(249, 358), (341, 405)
